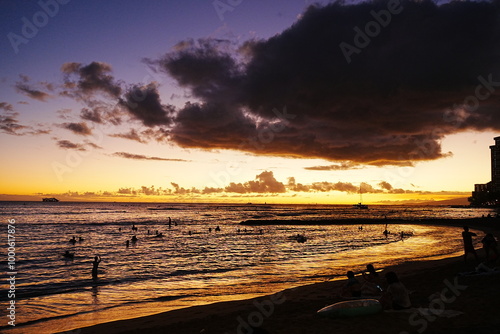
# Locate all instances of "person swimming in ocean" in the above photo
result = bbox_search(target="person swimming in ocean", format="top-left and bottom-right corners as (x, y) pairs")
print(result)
(69, 236), (77, 244)
(92, 255), (101, 279)
(131, 235), (138, 243)
(63, 250), (74, 259)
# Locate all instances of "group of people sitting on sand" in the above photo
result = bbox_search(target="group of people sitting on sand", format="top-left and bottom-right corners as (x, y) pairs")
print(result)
(340, 264), (411, 310)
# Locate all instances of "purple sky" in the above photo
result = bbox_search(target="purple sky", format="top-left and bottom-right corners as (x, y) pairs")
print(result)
(0, 0), (498, 203)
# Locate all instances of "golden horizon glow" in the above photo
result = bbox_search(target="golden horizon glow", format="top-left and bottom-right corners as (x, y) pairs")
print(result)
(0, 130), (493, 205)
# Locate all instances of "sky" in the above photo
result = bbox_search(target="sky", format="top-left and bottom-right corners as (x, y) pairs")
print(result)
(1, 0), (499, 204)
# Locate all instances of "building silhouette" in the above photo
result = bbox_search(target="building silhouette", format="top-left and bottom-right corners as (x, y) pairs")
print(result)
(469, 136), (500, 206)
(490, 136), (500, 192)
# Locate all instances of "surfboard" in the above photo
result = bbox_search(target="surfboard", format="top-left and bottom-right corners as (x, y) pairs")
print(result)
(317, 299), (382, 318)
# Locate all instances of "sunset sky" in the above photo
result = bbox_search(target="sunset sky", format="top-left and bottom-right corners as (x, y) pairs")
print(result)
(1, 0), (499, 204)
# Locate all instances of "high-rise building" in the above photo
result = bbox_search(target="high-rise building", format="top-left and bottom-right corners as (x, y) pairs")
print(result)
(470, 136), (500, 206)
(490, 136), (500, 192)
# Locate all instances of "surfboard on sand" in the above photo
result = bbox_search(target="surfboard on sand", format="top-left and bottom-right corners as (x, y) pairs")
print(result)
(317, 299), (382, 318)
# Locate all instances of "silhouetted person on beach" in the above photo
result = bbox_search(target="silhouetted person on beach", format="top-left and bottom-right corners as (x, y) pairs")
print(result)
(168, 217), (172, 228)
(362, 264), (383, 294)
(462, 226), (479, 262)
(481, 233), (498, 262)
(381, 271), (411, 310)
(92, 256), (101, 279)
(126, 240), (129, 247)
(340, 271), (362, 298)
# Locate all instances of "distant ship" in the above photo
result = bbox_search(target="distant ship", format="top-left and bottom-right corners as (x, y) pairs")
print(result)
(353, 184), (368, 209)
(353, 202), (368, 209)
(42, 198), (59, 202)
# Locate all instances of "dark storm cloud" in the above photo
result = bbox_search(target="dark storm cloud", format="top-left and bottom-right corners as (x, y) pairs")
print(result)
(61, 122), (92, 136)
(150, 0), (500, 166)
(119, 83), (174, 127)
(61, 61), (122, 98)
(170, 102), (258, 149)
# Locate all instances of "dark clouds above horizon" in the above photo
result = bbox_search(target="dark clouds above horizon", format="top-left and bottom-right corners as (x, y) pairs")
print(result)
(152, 0), (500, 166)
(5, 0), (500, 167)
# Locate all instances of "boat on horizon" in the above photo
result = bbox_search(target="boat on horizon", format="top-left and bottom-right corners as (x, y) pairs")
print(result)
(353, 184), (368, 209)
(353, 202), (368, 209)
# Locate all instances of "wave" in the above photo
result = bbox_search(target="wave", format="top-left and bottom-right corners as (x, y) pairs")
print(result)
(0, 293), (195, 329)
(1, 267), (238, 301)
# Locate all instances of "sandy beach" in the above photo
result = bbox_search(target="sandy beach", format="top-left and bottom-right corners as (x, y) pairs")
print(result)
(72, 219), (500, 334)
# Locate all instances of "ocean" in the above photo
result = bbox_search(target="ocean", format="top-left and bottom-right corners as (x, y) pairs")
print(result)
(0, 201), (495, 333)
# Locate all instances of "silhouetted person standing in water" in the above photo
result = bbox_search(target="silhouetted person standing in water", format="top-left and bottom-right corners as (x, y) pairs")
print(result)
(462, 226), (478, 263)
(92, 256), (101, 279)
